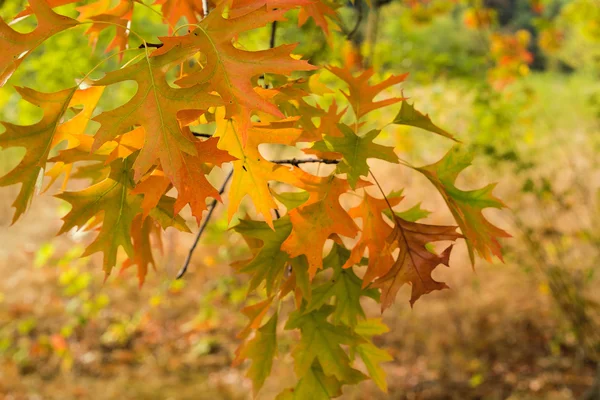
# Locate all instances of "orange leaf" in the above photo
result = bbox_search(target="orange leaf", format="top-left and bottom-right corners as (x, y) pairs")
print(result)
(373, 216), (462, 310)
(328, 66), (408, 120)
(343, 193), (403, 286)
(152, 2), (315, 140)
(0, 87), (78, 222)
(0, 0), (78, 86)
(216, 113), (302, 228)
(281, 170), (369, 278)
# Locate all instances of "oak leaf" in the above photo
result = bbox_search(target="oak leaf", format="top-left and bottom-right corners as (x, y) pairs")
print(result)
(0, 86), (102, 222)
(373, 215), (462, 309)
(56, 157), (142, 274)
(317, 124), (398, 188)
(0, 0), (78, 86)
(393, 101), (457, 141)
(281, 171), (367, 278)
(234, 312), (278, 396)
(233, 217), (293, 296)
(354, 319), (393, 392)
(328, 66), (408, 120)
(153, 2), (315, 138)
(90, 49), (225, 221)
(343, 193), (403, 286)
(285, 304), (367, 383)
(216, 115), (302, 228)
(417, 146), (510, 263)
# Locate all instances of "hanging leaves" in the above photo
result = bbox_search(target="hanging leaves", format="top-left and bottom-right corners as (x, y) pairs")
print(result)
(417, 146), (510, 263)
(0, 0), (509, 395)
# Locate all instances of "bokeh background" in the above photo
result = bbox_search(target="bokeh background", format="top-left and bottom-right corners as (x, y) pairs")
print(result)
(0, 0), (599, 398)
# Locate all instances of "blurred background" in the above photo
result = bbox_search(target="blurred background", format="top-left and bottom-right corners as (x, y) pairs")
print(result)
(0, 0), (599, 398)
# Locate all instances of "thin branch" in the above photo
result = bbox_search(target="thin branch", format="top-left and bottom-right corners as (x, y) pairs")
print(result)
(271, 158), (340, 167)
(138, 42), (163, 49)
(346, 1), (364, 40)
(269, 21), (278, 49)
(176, 170), (233, 279)
(192, 132), (213, 138)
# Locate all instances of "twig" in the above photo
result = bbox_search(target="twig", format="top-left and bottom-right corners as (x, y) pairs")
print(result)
(176, 170), (233, 279)
(346, 1), (363, 40)
(269, 21), (278, 49)
(138, 42), (163, 49)
(271, 158), (340, 167)
(192, 132), (213, 138)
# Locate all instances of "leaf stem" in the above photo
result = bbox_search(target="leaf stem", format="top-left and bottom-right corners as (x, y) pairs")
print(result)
(176, 169), (233, 279)
(369, 170), (396, 220)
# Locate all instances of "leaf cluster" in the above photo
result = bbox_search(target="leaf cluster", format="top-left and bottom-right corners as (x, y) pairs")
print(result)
(0, 0), (509, 396)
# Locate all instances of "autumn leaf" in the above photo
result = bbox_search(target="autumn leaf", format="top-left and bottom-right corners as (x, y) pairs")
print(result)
(236, 296), (274, 340)
(152, 2), (315, 137)
(306, 244), (378, 327)
(317, 123), (399, 188)
(0, 86), (105, 222)
(234, 312), (278, 396)
(120, 214), (158, 286)
(271, 190), (310, 211)
(90, 49), (225, 221)
(56, 156), (142, 274)
(416, 145), (510, 263)
(373, 215), (462, 309)
(277, 363), (344, 400)
(216, 114), (302, 228)
(233, 217), (293, 296)
(281, 171), (367, 278)
(285, 304), (367, 383)
(328, 66), (408, 120)
(154, 0), (204, 28)
(0, 0), (78, 86)
(297, 0), (338, 36)
(393, 101), (457, 141)
(343, 193), (403, 286)
(78, 0), (133, 55)
(354, 319), (393, 392)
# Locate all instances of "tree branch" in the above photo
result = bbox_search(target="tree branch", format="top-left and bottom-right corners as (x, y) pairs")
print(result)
(271, 158), (340, 167)
(192, 132), (213, 138)
(138, 42), (163, 49)
(270, 21), (278, 49)
(176, 170), (233, 279)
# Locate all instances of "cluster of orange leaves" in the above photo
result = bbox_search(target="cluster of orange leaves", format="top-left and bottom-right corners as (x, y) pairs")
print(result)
(0, 0), (510, 395)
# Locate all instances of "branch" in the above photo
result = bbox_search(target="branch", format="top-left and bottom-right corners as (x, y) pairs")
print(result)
(138, 42), (163, 49)
(192, 132), (213, 138)
(346, 0), (364, 40)
(270, 21), (278, 49)
(176, 170), (233, 279)
(271, 158), (340, 167)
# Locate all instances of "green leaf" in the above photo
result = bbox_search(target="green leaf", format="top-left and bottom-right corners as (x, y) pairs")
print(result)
(290, 256), (311, 302)
(322, 124), (398, 188)
(307, 245), (377, 327)
(56, 156), (142, 274)
(416, 146), (510, 263)
(354, 318), (390, 337)
(240, 312), (278, 396)
(354, 319), (392, 392)
(233, 217), (292, 295)
(393, 101), (457, 141)
(285, 305), (367, 383)
(289, 362), (344, 399)
(272, 190), (310, 210)
(355, 343), (392, 392)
